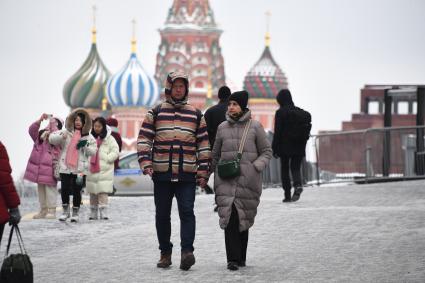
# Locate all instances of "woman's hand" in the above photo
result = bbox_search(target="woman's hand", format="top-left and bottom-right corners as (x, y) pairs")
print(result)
(76, 139), (88, 149)
(143, 168), (153, 177)
(197, 178), (207, 188)
(39, 113), (49, 123)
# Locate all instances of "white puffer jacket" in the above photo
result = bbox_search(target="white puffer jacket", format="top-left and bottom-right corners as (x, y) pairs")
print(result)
(86, 127), (119, 194)
(49, 108), (97, 175)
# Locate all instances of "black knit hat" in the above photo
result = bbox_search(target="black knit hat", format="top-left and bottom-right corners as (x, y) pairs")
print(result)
(218, 86), (231, 101)
(229, 90), (249, 110)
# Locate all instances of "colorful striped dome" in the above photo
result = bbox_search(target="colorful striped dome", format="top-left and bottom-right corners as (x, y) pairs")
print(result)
(63, 43), (111, 109)
(243, 46), (288, 99)
(107, 53), (160, 107)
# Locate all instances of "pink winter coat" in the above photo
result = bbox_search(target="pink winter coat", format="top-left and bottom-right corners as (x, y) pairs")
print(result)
(24, 119), (62, 187)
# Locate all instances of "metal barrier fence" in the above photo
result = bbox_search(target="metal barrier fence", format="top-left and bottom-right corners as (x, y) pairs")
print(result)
(262, 126), (425, 186)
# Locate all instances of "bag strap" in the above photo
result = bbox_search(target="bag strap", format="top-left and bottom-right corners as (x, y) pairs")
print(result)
(237, 119), (252, 159)
(14, 225), (28, 254)
(4, 224), (27, 258)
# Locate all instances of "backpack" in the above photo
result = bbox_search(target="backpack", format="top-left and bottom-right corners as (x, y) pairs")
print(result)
(286, 106), (312, 141)
(151, 104), (202, 132)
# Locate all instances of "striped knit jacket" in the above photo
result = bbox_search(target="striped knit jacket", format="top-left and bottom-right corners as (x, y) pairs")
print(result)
(137, 99), (211, 181)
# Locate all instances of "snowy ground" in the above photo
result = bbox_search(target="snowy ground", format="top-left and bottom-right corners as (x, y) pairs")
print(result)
(3, 180), (425, 283)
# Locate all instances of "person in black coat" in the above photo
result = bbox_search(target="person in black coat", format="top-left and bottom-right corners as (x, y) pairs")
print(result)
(204, 86), (231, 148)
(204, 86), (231, 203)
(272, 89), (309, 202)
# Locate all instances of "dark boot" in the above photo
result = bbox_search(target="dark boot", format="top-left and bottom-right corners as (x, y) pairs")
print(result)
(180, 251), (195, 270)
(292, 187), (303, 202)
(156, 253), (172, 268)
(70, 207), (80, 223)
(238, 261), (246, 267)
(282, 189), (292, 202)
(227, 261), (239, 271)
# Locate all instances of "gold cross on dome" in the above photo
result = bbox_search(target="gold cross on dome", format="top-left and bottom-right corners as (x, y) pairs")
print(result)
(131, 18), (137, 53)
(265, 10), (271, 47)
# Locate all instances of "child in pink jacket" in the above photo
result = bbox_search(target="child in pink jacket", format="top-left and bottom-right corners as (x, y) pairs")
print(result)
(24, 113), (63, 219)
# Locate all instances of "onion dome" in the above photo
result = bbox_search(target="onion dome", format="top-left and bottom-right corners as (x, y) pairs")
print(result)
(243, 31), (288, 99)
(107, 21), (160, 107)
(63, 26), (111, 109)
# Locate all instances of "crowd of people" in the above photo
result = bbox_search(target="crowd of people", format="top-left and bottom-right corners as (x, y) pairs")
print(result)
(0, 70), (311, 272)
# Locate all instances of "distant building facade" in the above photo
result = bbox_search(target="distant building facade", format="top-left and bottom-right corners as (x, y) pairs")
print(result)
(318, 85), (424, 176)
(154, 0), (226, 110)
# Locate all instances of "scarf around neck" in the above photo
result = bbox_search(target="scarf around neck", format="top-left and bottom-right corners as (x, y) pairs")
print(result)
(65, 130), (81, 170)
(90, 137), (103, 173)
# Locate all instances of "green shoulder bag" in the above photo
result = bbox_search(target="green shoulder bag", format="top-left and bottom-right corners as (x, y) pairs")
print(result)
(217, 120), (251, 179)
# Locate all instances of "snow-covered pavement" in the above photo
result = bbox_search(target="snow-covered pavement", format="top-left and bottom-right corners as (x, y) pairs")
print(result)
(3, 180), (425, 283)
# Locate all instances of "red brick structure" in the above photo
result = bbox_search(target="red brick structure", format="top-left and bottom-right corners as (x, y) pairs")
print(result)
(318, 85), (424, 176)
(154, 0), (226, 110)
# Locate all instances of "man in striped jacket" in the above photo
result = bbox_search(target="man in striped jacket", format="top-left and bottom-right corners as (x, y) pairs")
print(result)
(137, 71), (211, 271)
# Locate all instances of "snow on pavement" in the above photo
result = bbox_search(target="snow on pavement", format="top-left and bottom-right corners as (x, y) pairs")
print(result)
(3, 180), (425, 283)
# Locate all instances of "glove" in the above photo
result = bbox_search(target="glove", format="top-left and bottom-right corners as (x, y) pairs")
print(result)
(76, 139), (88, 149)
(8, 207), (21, 225)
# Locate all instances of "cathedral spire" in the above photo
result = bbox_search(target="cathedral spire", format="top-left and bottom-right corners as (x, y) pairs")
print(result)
(165, 0), (217, 28)
(131, 18), (137, 54)
(265, 10), (271, 47)
(91, 5), (97, 44)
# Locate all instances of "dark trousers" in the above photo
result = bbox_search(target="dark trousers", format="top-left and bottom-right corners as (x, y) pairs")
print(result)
(60, 173), (85, 208)
(154, 180), (196, 254)
(225, 204), (249, 263)
(0, 223), (4, 245)
(280, 155), (303, 198)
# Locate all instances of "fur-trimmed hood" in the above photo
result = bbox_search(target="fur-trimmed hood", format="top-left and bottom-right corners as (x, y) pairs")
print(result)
(65, 108), (92, 135)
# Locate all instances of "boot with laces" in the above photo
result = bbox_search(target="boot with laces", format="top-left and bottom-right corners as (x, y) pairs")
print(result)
(156, 253), (172, 268)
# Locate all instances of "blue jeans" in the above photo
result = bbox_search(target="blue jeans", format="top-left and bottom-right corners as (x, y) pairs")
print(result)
(154, 181), (196, 254)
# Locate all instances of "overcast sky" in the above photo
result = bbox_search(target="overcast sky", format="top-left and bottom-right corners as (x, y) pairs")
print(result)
(1, 0), (425, 178)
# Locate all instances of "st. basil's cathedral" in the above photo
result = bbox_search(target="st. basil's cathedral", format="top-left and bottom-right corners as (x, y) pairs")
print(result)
(63, 0), (288, 151)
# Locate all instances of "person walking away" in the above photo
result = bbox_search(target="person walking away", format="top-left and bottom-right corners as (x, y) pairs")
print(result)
(106, 117), (122, 170)
(0, 141), (21, 244)
(204, 86), (231, 206)
(138, 71), (211, 271)
(272, 89), (311, 202)
(211, 90), (272, 270)
(86, 117), (119, 220)
(49, 108), (97, 222)
(24, 113), (63, 219)
(204, 86), (231, 148)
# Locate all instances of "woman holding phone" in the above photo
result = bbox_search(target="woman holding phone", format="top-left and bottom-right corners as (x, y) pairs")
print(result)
(24, 113), (63, 219)
(49, 108), (97, 223)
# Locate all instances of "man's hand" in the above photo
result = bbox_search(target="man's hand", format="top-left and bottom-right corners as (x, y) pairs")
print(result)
(143, 168), (153, 177)
(197, 178), (207, 188)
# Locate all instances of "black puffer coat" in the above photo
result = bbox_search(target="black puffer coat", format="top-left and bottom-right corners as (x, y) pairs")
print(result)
(204, 101), (228, 148)
(272, 90), (308, 157)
